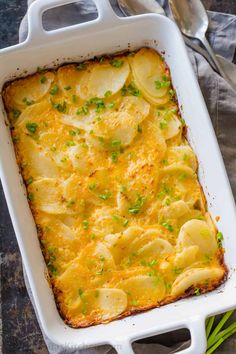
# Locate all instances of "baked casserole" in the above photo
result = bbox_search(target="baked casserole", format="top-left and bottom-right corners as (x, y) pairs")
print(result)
(2, 48), (227, 328)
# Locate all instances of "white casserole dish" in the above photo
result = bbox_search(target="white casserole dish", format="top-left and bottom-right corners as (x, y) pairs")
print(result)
(0, 1), (236, 353)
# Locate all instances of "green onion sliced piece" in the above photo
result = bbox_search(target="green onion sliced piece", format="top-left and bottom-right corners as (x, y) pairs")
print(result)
(110, 59), (124, 68)
(50, 84), (59, 95)
(26, 122), (38, 134)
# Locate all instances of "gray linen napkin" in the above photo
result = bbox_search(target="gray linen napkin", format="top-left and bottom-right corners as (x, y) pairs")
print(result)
(19, 1), (236, 353)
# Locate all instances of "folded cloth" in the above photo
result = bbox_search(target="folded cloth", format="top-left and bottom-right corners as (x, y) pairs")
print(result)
(19, 1), (236, 353)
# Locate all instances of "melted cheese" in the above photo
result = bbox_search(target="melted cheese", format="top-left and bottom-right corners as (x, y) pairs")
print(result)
(3, 48), (226, 328)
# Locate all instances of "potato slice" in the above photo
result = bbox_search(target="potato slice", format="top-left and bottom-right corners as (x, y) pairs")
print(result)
(67, 145), (92, 174)
(78, 59), (130, 99)
(14, 100), (52, 127)
(28, 178), (67, 214)
(118, 96), (150, 121)
(19, 137), (59, 178)
(118, 275), (166, 306)
(130, 228), (161, 251)
(53, 220), (76, 240)
(122, 226), (144, 242)
(167, 145), (197, 171)
(78, 242), (116, 274)
(160, 200), (190, 219)
(93, 111), (141, 146)
(62, 174), (89, 213)
(171, 267), (225, 296)
(105, 226), (144, 263)
(129, 48), (170, 105)
(159, 115), (182, 140)
(160, 163), (195, 178)
(4, 72), (55, 108)
(177, 219), (218, 255)
(93, 288), (127, 320)
(61, 109), (97, 132)
(57, 64), (85, 97)
(91, 212), (122, 236)
(138, 238), (173, 258)
(174, 246), (199, 269)
(65, 288), (127, 320)
(55, 261), (91, 301)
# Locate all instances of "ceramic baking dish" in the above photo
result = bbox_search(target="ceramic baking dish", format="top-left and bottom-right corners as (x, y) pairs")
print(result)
(0, 0), (236, 353)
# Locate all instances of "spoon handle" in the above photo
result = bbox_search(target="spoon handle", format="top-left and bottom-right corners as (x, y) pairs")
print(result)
(200, 36), (229, 80)
(183, 36), (217, 72)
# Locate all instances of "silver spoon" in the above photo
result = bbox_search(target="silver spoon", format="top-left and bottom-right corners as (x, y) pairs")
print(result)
(169, 0), (228, 81)
(117, 0), (218, 71)
(117, 0), (236, 91)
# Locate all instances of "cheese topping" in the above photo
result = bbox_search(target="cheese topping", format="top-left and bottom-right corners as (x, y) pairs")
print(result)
(3, 48), (226, 328)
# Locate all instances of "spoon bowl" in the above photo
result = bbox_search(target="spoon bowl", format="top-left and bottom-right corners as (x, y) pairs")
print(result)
(169, 0), (209, 40)
(169, 0), (228, 81)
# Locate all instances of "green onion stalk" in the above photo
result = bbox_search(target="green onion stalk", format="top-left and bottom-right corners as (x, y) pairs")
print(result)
(205, 310), (236, 353)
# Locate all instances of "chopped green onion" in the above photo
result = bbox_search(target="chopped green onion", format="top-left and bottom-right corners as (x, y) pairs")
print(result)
(77, 63), (86, 70)
(23, 97), (34, 106)
(104, 90), (112, 97)
(194, 288), (201, 296)
(82, 220), (89, 230)
(88, 182), (97, 191)
(173, 267), (182, 274)
(52, 101), (66, 113)
(87, 97), (105, 112)
(137, 125), (142, 133)
(72, 94), (77, 103)
(50, 84), (59, 95)
(37, 66), (43, 73)
(111, 139), (121, 147)
(108, 102), (115, 109)
(162, 222), (174, 232)
(26, 176), (33, 185)
(110, 59), (124, 68)
(65, 141), (76, 146)
(122, 83), (141, 97)
(69, 130), (76, 136)
(99, 191), (111, 201)
(66, 200), (75, 208)
(128, 195), (146, 214)
(169, 89), (175, 98)
(40, 76), (47, 84)
(26, 122), (38, 134)
(159, 120), (168, 129)
(76, 106), (89, 115)
(78, 288), (84, 297)
(112, 215), (120, 222)
(27, 192), (34, 201)
(12, 109), (21, 119)
(111, 151), (118, 163)
(123, 219), (129, 227)
(217, 232), (224, 248)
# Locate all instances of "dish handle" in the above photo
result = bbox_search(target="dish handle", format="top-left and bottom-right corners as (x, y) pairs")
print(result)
(27, 0), (119, 44)
(111, 316), (207, 354)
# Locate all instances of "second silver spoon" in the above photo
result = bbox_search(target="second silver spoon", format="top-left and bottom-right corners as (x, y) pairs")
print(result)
(169, 0), (228, 81)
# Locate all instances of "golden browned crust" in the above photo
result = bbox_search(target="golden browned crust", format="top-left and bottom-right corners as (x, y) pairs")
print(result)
(2, 47), (227, 329)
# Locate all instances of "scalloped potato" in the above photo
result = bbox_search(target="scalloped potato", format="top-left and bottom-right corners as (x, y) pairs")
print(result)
(2, 48), (226, 328)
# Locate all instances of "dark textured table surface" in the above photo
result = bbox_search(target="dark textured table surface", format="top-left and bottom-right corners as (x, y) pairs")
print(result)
(0, 1), (236, 353)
